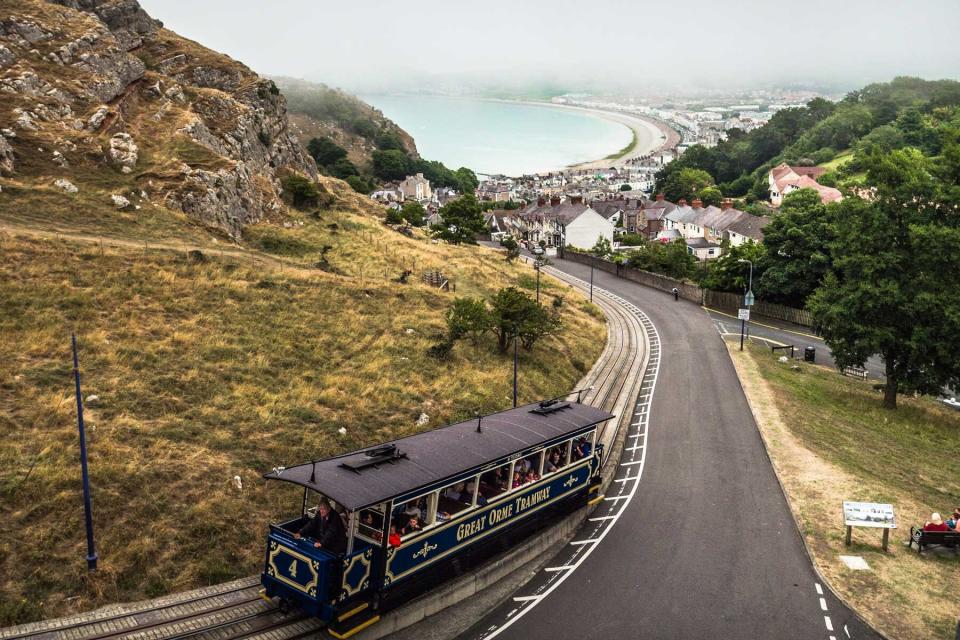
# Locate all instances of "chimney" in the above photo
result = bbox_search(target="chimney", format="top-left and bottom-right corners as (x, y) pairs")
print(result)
(691, 198), (703, 209)
(571, 195), (583, 205)
(537, 196), (546, 207)
(721, 198), (733, 211)
(550, 196), (561, 207)
(678, 198), (688, 206)
(655, 193), (665, 202)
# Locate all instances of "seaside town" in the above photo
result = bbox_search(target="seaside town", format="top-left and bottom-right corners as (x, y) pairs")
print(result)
(368, 90), (844, 261)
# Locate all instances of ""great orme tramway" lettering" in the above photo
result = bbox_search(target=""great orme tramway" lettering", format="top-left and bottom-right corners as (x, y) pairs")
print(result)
(455, 486), (553, 542)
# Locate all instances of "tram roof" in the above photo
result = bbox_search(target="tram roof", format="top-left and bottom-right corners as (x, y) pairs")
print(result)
(263, 400), (613, 511)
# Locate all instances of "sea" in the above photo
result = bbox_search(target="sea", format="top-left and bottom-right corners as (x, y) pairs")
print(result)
(360, 94), (634, 177)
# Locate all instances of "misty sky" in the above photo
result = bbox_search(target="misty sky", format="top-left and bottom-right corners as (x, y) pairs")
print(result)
(139, 0), (960, 93)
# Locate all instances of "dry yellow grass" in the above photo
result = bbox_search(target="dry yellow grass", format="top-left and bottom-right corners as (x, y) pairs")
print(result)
(0, 207), (605, 624)
(728, 343), (958, 640)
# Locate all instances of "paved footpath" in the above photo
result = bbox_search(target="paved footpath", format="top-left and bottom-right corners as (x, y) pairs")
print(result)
(459, 259), (881, 640)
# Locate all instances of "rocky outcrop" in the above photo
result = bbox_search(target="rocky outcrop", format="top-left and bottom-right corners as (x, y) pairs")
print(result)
(0, 0), (318, 237)
(108, 132), (137, 168)
(0, 136), (14, 174)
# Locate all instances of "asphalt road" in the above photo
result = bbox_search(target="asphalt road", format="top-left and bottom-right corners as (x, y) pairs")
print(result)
(704, 307), (887, 380)
(459, 258), (881, 640)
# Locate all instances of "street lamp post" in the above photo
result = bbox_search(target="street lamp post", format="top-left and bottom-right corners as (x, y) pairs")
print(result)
(737, 258), (754, 351)
(535, 259), (541, 305)
(589, 261), (594, 303)
(512, 334), (519, 408)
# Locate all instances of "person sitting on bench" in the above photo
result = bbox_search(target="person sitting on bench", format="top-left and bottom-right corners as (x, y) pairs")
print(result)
(923, 512), (950, 532)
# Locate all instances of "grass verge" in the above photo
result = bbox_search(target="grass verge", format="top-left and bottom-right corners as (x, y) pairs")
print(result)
(727, 342), (958, 640)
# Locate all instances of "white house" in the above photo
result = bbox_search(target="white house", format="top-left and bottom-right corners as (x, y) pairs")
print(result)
(399, 173), (432, 201)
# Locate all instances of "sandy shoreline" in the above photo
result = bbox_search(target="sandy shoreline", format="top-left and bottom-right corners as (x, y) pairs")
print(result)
(492, 99), (677, 171)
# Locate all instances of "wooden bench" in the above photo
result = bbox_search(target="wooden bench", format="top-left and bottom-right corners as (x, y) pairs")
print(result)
(909, 526), (960, 554)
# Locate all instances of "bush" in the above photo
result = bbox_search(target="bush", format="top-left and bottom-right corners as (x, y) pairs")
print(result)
(446, 297), (491, 343)
(427, 340), (454, 361)
(281, 174), (321, 209)
(385, 207), (404, 225)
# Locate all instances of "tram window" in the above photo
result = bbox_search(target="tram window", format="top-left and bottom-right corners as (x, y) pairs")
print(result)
(357, 506), (385, 543)
(438, 481), (473, 518)
(479, 462), (512, 500)
(517, 451), (543, 485)
(543, 445), (566, 475)
(397, 493), (435, 540)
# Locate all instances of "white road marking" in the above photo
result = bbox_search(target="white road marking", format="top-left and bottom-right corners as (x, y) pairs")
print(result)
(625, 445), (644, 452)
(512, 595), (540, 602)
(825, 616), (834, 632)
(482, 275), (662, 640)
(588, 516), (616, 521)
(570, 539), (599, 545)
(620, 460), (643, 466)
(506, 609), (517, 618)
(544, 565), (575, 572)
(844, 624), (850, 637)
(819, 597), (828, 611)
(815, 583), (823, 595)
(614, 475), (640, 483)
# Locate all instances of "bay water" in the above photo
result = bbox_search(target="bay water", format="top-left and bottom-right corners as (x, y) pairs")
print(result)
(361, 94), (633, 177)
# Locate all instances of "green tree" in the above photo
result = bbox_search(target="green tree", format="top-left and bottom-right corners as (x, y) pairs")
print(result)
(375, 130), (405, 151)
(700, 241), (767, 292)
(329, 157), (359, 179)
(446, 297), (492, 344)
(619, 183), (632, 191)
(372, 149), (413, 181)
(454, 167), (480, 194)
(500, 236), (520, 262)
(808, 148), (960, 409)
(698, 185), (723, 207)
(431, 195), (486, 245)
(660, 168), (715, 203)
(306, 137), (347, 166)
(756, 188), (834, 306)
(401, 201), (426, 227)
(345, 174), (375, 194)
(384, 206), (404, 225)
(488, 287), (559, 352)
(590, 236), (613, 258)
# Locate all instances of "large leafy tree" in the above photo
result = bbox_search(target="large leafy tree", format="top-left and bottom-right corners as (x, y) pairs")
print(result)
(658, 167), (715, 203)
(757, 188), (835, 306)
(808, 148), (960, 409)
(700, 241), (767, 293)
(488, 287), (560, 352)
(431, 195), (486, 245)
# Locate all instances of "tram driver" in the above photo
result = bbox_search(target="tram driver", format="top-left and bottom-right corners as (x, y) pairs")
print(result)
(294, 499), (347, 554)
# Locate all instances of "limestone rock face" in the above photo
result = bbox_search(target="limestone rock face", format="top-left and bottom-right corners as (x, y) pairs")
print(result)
(108, 132), (137, 167)
(0, 0), (318, 237)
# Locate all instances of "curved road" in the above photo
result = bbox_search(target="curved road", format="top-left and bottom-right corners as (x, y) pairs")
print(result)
(460, 258), (881, 640)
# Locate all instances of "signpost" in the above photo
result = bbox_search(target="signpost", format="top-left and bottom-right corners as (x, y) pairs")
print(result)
(843, 501), (896, 551)
(744, 290), (755, 307)
(738, 308), (750, 351)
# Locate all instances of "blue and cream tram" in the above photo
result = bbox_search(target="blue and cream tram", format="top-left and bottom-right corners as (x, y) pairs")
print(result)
(260, 398), (613, 636)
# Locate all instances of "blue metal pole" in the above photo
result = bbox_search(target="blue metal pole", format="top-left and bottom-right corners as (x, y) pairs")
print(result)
(72, 334), (98, 571)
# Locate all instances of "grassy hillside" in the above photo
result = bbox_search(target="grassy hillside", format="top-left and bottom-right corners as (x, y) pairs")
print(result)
(730, 344), (958, 640)
(0, 180), (606, 624)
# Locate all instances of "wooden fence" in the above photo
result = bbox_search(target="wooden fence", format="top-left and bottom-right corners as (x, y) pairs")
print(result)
(563, 250), (814, 328)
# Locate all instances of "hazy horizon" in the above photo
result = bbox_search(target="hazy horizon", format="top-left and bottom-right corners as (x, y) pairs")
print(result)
(140, 0), (960, 96)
